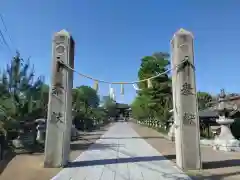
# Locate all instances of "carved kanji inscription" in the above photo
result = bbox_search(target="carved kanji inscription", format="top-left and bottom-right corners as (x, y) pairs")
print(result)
(181, 82), (194, 96)
(183, 112), (195, 125)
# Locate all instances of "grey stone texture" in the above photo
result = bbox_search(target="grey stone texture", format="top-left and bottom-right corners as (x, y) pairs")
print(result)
(171, 28), (201, 170)
(44, 30), (75, 168)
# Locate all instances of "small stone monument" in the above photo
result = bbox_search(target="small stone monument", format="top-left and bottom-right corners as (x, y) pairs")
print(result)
(168, 122), (175, 141)
(213, 89), (240, 152)
(35, 119), (46, 142)
(167, 114), (175, 141)
(171, 28), (201, 170)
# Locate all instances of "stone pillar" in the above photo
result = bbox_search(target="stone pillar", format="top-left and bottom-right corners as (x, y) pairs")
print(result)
(44, 30), (74, 168)
(171, 28), (201, 170)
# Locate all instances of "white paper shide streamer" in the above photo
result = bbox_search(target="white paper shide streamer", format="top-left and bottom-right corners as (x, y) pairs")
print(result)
(109, 85), (115, 101)
(133, 84), (142, 91)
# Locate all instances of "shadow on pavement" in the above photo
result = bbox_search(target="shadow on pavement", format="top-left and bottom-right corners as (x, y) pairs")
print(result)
(203, 159), (240, 169)
(70, 142), (94, 151)
(190, 171), (240, 180)
(70, 142), (120, 151)
(67, 155), (165, 167)
(164, 154), (176, 160)
(162, 154), (240, 179)
(162, 154), (240, 169)
(80, 136), (165, 140)
(67, 155), (191, 180)
(0, 150), (16, 174)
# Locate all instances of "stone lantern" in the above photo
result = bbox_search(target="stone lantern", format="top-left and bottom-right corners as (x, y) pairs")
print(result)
(35, 118), (46, 142)
(167, 110), (176, 141)
(213, 89), (240, 151)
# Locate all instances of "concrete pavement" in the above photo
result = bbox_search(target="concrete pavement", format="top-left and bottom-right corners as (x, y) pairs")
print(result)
(52, 122), (191, 180)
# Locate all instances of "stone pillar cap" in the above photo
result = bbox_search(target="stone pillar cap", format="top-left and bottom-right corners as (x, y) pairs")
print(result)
(171, 28), (194, 43)
(55, 29), (71, 38)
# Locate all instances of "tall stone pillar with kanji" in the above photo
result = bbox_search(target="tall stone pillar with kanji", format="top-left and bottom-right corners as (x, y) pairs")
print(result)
(171, 28), (201, 170)
(44, 30), (74, 168)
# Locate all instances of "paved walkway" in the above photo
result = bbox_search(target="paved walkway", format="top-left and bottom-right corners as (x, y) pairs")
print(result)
(52, 122), (191, 180)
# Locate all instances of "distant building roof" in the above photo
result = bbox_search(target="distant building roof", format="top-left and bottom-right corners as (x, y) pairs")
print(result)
(116, 103), (130, 109)
(199, 109), (218, 118)
(199, 94), (240, 118)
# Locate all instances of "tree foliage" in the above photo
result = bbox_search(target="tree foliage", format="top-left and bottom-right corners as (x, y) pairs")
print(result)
(72, 85), (100, 113)
(72, 85), (103, 130)
(131, 52), (172, 124)
(0, 52), (45, 134)
(0, 52), (107, 134)
(131, 95), (150, 120)
(197, 91), (213, 110)
(101, 95), (117, 117)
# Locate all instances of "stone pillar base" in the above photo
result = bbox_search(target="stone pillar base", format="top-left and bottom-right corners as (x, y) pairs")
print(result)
(168, 136), (175, 141)
(44, 161), (64, 168)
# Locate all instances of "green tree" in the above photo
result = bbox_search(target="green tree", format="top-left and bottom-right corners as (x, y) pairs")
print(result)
(131, 95), (150, 120)
(72, 85), (100, 114)
(197, 91), (213, 110)
(0, 52), (45, 133)
(133, 52), (172, 123)
(72, 85), (101, 130)
(101, 96), (117, 117)
(91, 107), (108, 124)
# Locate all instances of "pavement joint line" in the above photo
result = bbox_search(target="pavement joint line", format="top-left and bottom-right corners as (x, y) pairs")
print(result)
(98, 165), (105, 180)
(126, 161), (130, 180)
(114, 139), (120, 180)
(141, 171), (144, 180)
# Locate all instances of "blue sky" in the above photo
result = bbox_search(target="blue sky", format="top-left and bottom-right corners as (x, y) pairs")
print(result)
(1, 0), (240, 104)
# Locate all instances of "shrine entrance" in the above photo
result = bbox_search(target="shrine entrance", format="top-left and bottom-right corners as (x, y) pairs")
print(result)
(44, 28), (201, 170)
(115, 103), (131, 121)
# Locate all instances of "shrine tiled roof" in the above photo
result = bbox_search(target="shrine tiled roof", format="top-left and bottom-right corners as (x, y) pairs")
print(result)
(199, 109), (218, 118)
(116, 103), (130, 109)
(199, 95), (240, 118)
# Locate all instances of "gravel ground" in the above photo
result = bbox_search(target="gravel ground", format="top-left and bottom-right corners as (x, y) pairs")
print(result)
(130, 122), (240, 180)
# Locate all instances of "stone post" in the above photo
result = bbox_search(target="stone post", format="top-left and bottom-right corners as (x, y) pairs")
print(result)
(171, 28), (201, 170)
(44, 30), (74, 168)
